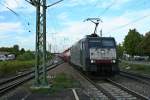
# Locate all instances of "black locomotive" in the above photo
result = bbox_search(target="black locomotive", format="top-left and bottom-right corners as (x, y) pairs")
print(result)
(70, 34), (119, 76)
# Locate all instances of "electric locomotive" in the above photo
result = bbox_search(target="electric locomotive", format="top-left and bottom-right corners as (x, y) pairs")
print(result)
(70, 35), (119, 75)
(70, 18), (119, 76)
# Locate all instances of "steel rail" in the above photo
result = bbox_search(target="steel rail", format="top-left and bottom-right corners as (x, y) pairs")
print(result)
(107, 78), (149, 100)
(0, 60), (54, 86)
(72, 67), (116, 100)
(72, 65), (149, 100)
(0, 61), (63, 97)
(119, 71), (150, 86)
(0, 70), (33, 86)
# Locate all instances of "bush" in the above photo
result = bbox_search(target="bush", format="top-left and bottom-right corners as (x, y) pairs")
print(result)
(17, 52), (35, 61)
(0, 60), (35, 76)
(119, 61), (150, 75)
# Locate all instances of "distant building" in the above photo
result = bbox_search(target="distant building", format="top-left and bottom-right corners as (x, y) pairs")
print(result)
(0, 52), (15, 61)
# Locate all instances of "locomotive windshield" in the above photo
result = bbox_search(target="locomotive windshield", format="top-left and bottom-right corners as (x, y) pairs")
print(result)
(102, 39), (115, 47)
(88, 38), (115, 48)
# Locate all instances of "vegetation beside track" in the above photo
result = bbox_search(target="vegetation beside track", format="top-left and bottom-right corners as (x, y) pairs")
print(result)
(31, 73), (80, 94)
(0, 60), (35, 77)
(119, 61), (150, 75)
(0, 47), (54, 77)
(51, 73), (80, 92)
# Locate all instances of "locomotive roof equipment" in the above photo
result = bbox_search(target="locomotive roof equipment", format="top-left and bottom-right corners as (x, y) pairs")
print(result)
(84, 18), (103, 36)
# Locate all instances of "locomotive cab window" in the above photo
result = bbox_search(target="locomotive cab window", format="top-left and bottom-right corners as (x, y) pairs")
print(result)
(88, 40), (101, 48)
(102, 39), (115, 47)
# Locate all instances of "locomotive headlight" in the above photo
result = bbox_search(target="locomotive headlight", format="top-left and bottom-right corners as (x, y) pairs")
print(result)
(101, 50), (105, 53)
(91, 60), (95, 63)
(112, 60), (116, 63)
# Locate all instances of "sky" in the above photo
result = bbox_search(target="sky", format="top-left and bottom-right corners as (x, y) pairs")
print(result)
(0, 0), (150, 52)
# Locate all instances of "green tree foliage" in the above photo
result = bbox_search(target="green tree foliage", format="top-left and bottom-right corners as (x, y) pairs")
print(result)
(138, 32), (150, 56)
(123, 29), (143, 56)
(17, 51), (35, 61)
(117, 43), (124, 58)
(12, 45), (19, 55)
(20, 48), (25, 54)
(0, 47), (14, 52)
(0, 45), (26, 56)
(13, 45), (19, 52)
(47, 51), (54, 61)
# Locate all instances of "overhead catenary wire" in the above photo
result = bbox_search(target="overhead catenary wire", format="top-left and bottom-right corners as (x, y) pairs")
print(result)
(0, 2), (19, 16)
(106, 13), (150, 34)
(98, 0), (149, 35)
(98, 0), (118, 17)
(0, 1), (34, 33)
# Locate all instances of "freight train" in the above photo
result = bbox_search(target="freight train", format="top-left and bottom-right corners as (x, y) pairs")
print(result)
(60, 18), (119, 76)
(60, 34), (119, 76)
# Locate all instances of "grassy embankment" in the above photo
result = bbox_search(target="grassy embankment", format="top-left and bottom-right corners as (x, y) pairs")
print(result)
(119, 61), (150, 75)
(0, 52), (54, 77)
(31, 73), (80, 93)
(0, 60), (35, 77)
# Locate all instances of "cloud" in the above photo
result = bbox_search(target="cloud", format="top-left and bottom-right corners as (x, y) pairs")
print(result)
(5, 0), (20, 9)
(0, 0), (21, 12)
(102, 8), (150, 43)
(96, 0), (130, 9)
(15, 33), (35, 50)
(56, 0), (99, 8)
(0, 0), (149, 52)
(57, 12), (69, 21)
(0, 16), (5, 20)
(48, 8), (150, 52)
(0, 22), (23, 33)
(46, 21), (97, 52)
(0, 0), (35, 14)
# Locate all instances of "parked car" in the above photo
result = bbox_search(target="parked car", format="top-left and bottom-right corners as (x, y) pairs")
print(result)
(7, 54), (15, 60)
(0, 55), (7, 61)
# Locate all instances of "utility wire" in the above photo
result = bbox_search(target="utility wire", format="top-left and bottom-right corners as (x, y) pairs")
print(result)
(0, 2), (19, 16)
(0, 1), (32, 32)
(98, 0), (117, 17)
(107, 14), (150, 33)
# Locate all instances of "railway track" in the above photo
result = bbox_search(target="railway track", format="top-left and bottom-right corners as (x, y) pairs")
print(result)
(0, 60), (63, 97)
(73, 67), (149, 100)
(119, 71), (150, 86)
(94, 78), (149, 100)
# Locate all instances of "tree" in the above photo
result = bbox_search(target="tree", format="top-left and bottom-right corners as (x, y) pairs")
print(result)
(117, 43), (124, 58)
(20, 48), (25, 54)
(17, 51), (35, 61)
(13, 45), (19, 52)
(138, 31), (150, 56)
(123, 29), (143, 56)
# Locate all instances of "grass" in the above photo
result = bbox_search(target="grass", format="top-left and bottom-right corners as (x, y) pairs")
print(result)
(51, 73), (80, 92)
(0, 60), (35, 76)
(30, 73), (80, 94)
(119, 61), (150, 75)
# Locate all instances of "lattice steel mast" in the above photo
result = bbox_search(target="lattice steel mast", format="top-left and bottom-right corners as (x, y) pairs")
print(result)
(26, 0), (63, 87)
